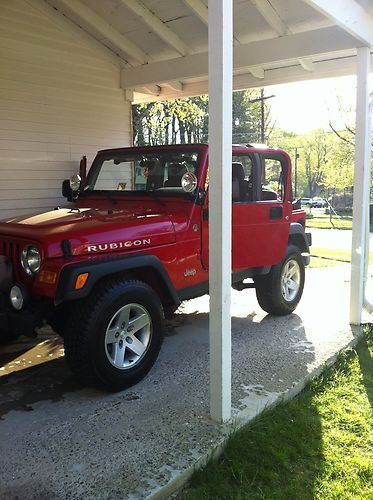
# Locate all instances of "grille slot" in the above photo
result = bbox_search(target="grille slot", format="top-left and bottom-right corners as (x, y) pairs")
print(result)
(0, 238), (21, 281)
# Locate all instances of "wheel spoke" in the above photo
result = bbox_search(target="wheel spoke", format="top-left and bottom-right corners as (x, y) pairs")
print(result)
(288, 266), (297, 280)
(128, 313), (149, 334)
(287, 280), (298, 291)
(117, 305), (131, 328)
(106, 325), (120, 344)
(112, 342), (126, 367)
(127, 336), (146, 357)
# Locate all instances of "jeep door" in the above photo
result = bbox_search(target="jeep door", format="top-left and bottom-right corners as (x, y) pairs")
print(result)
(231, 151), (291, 270)
(201, 151), (291, 271)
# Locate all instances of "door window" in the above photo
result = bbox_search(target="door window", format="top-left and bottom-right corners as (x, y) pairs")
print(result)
(231, 154), (255, 203)
(260, 157), (286, 201)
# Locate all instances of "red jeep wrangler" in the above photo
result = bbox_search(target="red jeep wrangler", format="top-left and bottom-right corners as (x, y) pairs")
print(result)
(0, 144), (310, 390)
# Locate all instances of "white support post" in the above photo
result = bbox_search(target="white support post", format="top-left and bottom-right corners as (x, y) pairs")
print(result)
(350, 46), (371, 325)
(208, 0), (233, 423)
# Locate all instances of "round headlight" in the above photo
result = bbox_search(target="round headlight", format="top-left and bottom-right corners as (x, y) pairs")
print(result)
(21, 245), (41, 275)
(69, 174), (81, 192)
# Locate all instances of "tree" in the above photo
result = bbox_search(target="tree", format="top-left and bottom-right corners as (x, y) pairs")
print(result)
(272, 129), (339, 197)
(300, 130), (332, 197)
(323, 133), (354, 192)
(132, 89), (273, 146)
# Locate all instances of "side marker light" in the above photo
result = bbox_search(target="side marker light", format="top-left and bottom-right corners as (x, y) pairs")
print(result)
(75, 273), (89, 290)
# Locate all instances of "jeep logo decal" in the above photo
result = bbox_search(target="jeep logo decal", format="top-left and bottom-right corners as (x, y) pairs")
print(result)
(87, 239), (151, 252)
(184, 268), (196, 277)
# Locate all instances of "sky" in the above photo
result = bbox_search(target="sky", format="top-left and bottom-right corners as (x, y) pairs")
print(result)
(266, 75), (373, 134)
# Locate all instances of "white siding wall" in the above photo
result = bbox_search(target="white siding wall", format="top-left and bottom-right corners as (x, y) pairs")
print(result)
(0, 0), (132, 219)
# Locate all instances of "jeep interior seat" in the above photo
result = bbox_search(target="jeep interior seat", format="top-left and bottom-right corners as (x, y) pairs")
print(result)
(145, 160), (163, 191)
(165, 163), (187, 187)
(232, 162), (248, 202)
(261, 186), (278, 200)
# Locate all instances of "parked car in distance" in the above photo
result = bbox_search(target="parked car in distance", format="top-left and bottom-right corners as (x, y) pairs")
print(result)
(310, 197), (327, 208)
(300, 197), (311, 206)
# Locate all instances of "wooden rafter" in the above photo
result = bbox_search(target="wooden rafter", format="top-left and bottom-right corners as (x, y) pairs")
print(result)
(50, 0), (149, 65)
(303, 0), (373, 46)
(119, 0), (192, 56)
(122, 26), (358, 88)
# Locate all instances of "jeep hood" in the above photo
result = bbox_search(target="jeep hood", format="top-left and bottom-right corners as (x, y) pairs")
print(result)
(0, 207), (175, 258)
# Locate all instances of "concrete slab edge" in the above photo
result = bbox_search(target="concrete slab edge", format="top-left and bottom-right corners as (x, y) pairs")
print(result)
(149, 327), (364, 500)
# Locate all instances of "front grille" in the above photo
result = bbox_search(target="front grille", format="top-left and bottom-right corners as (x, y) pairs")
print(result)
(0, 238), (21, 281)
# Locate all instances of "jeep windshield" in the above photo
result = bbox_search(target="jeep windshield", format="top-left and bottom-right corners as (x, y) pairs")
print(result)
(83, 149), (201, 196)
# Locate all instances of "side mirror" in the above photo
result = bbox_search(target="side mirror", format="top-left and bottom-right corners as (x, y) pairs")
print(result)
(62, 174), (81, 202)
(292, 198), (301, 210)
(62, 180), (73, 202)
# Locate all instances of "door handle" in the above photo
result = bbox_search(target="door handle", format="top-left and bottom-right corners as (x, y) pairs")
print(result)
(269, 206), (283, 219)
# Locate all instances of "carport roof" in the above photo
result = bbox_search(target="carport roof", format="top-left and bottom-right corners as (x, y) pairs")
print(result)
(37, 0), (373, 101)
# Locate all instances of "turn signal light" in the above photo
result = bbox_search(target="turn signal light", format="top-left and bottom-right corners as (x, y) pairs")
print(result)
(75, 273), (89, 290)
(39, 270), (57, 285)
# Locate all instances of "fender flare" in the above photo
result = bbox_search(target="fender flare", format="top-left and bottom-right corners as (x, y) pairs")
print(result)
(290, 223), (312, 248)
(289, 223), (312, 265)
(55, 254), (180, 305)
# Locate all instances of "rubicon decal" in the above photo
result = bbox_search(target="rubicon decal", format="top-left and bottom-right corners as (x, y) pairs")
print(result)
(87, 239), (151, 252)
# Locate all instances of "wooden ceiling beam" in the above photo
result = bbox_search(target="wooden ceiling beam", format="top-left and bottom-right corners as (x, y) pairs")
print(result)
(119, 0), (192, 56)
(182, 0), (208, 26)
(121, 26), (358, 88)
(303, 0), (373, 46)
(50, 0), (149, 64)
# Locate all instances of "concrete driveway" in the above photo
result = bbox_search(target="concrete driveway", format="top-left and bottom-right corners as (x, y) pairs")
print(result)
(310, 227), (373, 251)
(0, 266), (362, 499)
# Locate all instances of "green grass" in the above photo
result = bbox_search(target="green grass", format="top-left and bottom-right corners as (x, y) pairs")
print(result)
(311, 247), (373, 265)
(308, 256), (342, 268)
(306, 216), (353, 230)
(305, 214), (373, 231)
(183, 328), (373, 500)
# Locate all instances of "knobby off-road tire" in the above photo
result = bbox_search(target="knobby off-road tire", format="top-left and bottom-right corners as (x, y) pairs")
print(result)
(254, 244), (305, 316)
(63, 279), (164, 391)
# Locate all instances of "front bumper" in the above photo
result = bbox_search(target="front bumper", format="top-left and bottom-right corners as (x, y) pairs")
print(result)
(0, 292), (11, 330)
(1, 253), (53, 337)
(303, 231), (312, 266)
(0, 290), (54, 337)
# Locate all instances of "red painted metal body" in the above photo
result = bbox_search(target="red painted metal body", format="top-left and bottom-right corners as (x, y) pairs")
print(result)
(0, 144), (306, 301)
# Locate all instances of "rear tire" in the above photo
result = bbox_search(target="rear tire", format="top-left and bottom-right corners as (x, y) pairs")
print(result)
(164, 304), (180, 318)
(254, 245), (305, 316)
(63, 279), (164, 391)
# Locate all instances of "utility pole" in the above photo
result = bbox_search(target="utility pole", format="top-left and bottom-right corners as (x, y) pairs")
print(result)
(294, 147), (299, 198)
(247, 90), (275, 144)
(260, 88), (265, 143)
(293, 146), (303, 199)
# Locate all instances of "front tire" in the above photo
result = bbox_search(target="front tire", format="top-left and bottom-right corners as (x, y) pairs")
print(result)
(63, 279), (164, 391)
(254, 245), (305, 315)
